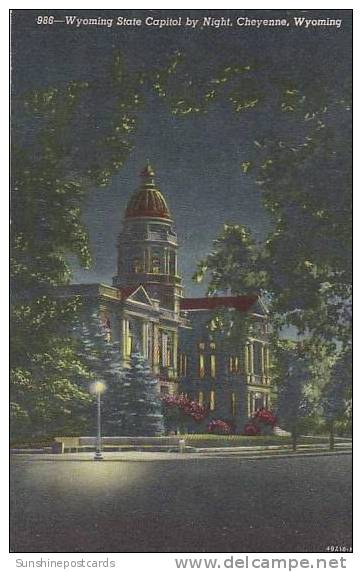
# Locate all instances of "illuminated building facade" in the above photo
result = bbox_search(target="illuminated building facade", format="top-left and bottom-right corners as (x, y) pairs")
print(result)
(62, 164), (274, 426)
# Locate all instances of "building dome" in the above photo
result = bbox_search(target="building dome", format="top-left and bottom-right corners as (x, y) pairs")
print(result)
(125, 162), (171, 220)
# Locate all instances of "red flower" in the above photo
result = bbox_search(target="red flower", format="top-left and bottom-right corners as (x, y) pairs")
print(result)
(252, 408), (277, 426)
(208, 419), (233, 435)
(162, 394), (208, 421)
(244, 422), (261, 436)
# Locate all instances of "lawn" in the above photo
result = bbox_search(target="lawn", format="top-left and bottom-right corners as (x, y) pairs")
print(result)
(182, 434), (330, 448)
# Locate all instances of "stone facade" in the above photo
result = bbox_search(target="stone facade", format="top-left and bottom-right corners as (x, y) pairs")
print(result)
(62, 163), (275, 426)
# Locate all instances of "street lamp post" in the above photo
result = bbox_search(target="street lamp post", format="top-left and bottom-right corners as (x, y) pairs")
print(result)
(90, 381), (106, 461)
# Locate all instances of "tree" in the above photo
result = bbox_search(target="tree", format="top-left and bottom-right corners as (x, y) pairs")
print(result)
(73, 310), (125, 436)
(320, 347), (352, 448)
(192, 87), (351, 434)
(12, 43), (351, 437)
(115, 351), (164, 437)
(10, 50), (186, 437)
(193, 223), (267, 296)
(247, 95), (352, 351)
(10, 295), (92, 439)
(275, 342), (315, 451)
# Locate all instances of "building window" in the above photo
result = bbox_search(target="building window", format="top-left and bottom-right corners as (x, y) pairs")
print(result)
(210, 390), (216, 411)
(167, 336), (172, 367)
(170, 251), (176, 275)
(199, 354), (205, 378)
(161, 332), (172, 367)
(133, 258), (142, 273)
(210, 354), (216, 378)
(126, 321), (133, 357)
(229, 356), (239, 373)
(178, 353), (187, 377)
(152, 256), (161, 274)
(198, 342), (205, 351)
(198, 391), (204, 406)
(210, 342), (216, 350)
(254, 343), (262, 375)
(253, 392), (264, 413)
(231, 392), (237, 416)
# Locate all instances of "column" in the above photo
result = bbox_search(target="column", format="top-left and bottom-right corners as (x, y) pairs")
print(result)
(244, 343), (249, 376)
(142, 322), (148, 358)
(121, 319), (128, 359)
(247, 392), (251, 417)
(265, 346), (270, 383)
(172, 331), (178, 375)
(261, 343), (265, 383)
(249, 342), (254, 379)
(153, 324), (159, 372)
(163, 247), (168, 274)
(147, 247), (151, 273)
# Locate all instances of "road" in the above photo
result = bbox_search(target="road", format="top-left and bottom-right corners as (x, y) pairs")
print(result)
(10, 453), (352, 553)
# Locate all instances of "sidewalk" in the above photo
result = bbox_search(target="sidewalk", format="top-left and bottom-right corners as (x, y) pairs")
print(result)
(10, 440), (351, 461)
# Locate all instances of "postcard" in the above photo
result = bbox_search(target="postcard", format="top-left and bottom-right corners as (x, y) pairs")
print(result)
(10, 8), (352, 559)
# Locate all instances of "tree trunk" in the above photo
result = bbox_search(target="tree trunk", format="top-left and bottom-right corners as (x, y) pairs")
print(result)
(329, 419), (335, 451)
(292, 424), (298, 452)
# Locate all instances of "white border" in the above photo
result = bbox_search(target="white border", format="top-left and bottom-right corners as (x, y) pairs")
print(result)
(3, 2), (357, 569)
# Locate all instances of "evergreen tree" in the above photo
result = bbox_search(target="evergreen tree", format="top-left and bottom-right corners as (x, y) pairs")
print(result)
(73, 310), (124, 435)
(117, 351), (164, 437)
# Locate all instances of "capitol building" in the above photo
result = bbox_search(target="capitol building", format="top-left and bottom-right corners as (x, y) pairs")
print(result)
(60, 163), (275, 429)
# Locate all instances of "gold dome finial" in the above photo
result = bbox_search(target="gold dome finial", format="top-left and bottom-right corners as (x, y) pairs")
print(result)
(140, 160), (155, 182)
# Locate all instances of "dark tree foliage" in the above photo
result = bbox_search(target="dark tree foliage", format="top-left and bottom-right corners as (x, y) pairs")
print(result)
(11, 43), (351, 437)
(275, 342), (315, 449)
(115, 351), (164, 437)
(10, 53), (160, 437)
(320, 347), (352, 441)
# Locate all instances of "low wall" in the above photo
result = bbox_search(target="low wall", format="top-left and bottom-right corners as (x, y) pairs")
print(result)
(53, 436), (184, 453)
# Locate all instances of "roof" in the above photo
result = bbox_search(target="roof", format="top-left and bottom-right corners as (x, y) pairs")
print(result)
(125, 162), (171, 220)
(180, 295), (259, 312)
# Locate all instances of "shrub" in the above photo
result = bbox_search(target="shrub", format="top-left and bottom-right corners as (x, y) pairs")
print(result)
(208, 419), (233, 435)
(244, 422), (261, 436)
(243, 408), (277, 436)
(162, 394), (208, 433)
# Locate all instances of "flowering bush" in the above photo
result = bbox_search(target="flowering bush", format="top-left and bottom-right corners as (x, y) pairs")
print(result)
(162, 394), (209, 433)
(162, 394), (208, 422)
(244, 422), (261, 436)
(208, 419), (233, 435)
(253, 408), (277, 426)
(243, 408), (277, 436)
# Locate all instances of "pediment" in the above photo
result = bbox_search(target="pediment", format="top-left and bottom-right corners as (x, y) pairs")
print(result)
(124, 285), (154, 307)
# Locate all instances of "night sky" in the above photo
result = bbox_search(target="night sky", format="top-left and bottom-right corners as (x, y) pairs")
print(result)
(11, 9), (352, 296)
